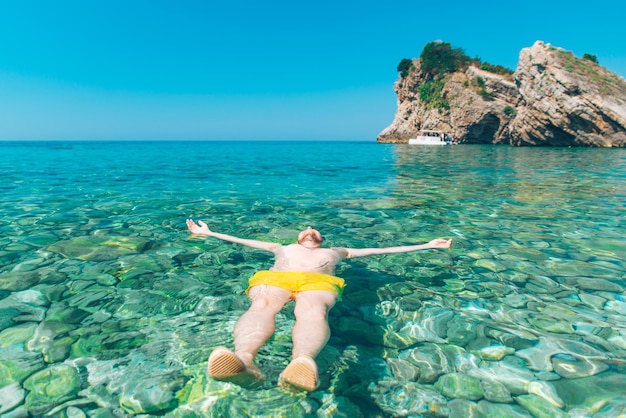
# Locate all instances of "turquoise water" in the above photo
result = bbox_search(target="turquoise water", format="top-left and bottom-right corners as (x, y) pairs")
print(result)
(1, 141), (625, 417)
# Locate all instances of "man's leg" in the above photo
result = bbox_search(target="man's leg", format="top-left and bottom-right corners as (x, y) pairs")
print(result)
(208, 285), (291, 385)
(280, 290), (337, 391)
(233, 285), (292, 366)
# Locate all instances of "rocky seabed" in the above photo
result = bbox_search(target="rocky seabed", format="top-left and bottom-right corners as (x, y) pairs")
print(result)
(1, 223), (625, 417)
(2, 132), (625, 417)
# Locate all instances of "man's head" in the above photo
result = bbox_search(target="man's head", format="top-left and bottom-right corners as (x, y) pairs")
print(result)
(297, 226), (324, 247)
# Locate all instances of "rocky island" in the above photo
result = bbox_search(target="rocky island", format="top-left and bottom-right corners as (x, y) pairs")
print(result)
(377, 41), (626, 147)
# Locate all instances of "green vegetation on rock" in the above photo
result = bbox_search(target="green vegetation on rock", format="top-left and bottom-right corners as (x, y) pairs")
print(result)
(583, 53), (598, 64)
(504, 105), (517, 116)
(397, 58), (414, 78)
(474, 76), (494, 100)
(419, 77), (450, 110)
(480, 62), (515, 76)
(412, 41), (514, 110)
(419, 41), (472, 79)
(555, 48), (626, 97)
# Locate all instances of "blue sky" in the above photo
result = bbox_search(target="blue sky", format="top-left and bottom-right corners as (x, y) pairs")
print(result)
(1, 0), (624, 141)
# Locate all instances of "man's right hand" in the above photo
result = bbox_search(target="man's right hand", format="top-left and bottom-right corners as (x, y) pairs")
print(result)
(186, 219), (211, 235)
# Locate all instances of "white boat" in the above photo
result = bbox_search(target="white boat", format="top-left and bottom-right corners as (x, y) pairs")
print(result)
(408, 130), (450, 145)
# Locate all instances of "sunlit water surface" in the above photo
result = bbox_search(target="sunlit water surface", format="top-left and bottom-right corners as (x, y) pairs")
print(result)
(1, 141), (625, 417)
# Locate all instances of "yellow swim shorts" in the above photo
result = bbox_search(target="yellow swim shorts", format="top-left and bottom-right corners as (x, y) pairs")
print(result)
(246, 270), (345, 300)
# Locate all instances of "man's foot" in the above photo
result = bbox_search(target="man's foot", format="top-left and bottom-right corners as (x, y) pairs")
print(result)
(279, 357), (319, 392)
(208, 347), (264, 388)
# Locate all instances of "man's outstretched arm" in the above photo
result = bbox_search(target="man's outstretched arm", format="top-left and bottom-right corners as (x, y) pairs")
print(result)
(334, 238), (452, 259)
(186, 219), (281, 252)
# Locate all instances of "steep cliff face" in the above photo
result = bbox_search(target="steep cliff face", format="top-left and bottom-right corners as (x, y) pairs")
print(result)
(377, 41), (626, 147)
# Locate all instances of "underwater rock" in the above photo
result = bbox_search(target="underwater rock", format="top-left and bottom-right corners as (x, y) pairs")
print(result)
(470, 357), (535, 395)
(515, 394), (568, 418)
(551, 354), (609, 378)
(434, 372), (484, 400)
(446, 399), (475, 418)
(176, 374), (316, 417)
(337, 316), (385, 346)
(396, 319), (447, 345)
(444, 345), (482, 374)
(485, 328), (536, 350)
(360, 304), (391, 326)
(502, 293), (535, 308)
(70, 334), (109, 358)
(476, 400), (533, 417)
(475, 259), (507, 272)
(375, 300), (402, 319)
(576, 278), (623, 292)
(607, 332), (626, 350)
(370, 380), (449, 417)
(10, 257), (48, 273)
(47, 235), (153, 261)
(517, 336), (605, 374)
(591, 396), (626, 418)
(503, 271), (532, 285)
(0, 322), (38, 348)
(343, 288), (378, 306)
(65, 288), (114, 313)
(387, 358), (420, 381)
(114, 290), (186, 318)
(526, 313), (574, 334)
(578, 292), (607, 309)
(333, 353), (391, 396)
(27, 321), (77, 363)
(85, 351), (185, 415)
(44, 337), (75, 363)
(566, 407), (592, 417)
(399, 343), (453, 384)
(0, 271), (41, 292)
(173, 370), (206, 408)
(552, 371), (626, 413)
(95, 274), (118, 286)
(65, 406), (88, 418)
(0, 406), (29, 418)
(516, 338), (566, 372)
(376, 281), (426, 300)
(45, 304), (90, 325)
(396, 293), (424, 311)
(446, 318), (477, 346)
(480, 378), (514, 403)
(606, 299), (626, 315)
(380, 328), (415, 351)
(23, 364), (81, 415)
(0, 345), (45, 387)
(118, 379), (180, 414)
(10, 289), (49, 307)
(509, 260), (549, 278)
(534, 370), (561, 381)
(316, 395), (365, 418)
(526, 380), (564, 408)
(525, 276), (562, 295)
(443, 278), (465, 292)
(0, 382), (26, 414)
(117, 253), (176, 282)
(421, 306), (455, 339)
(193, 295), (233, 316)
(0, 300), (46, 327)
(475, 344), (515, 361)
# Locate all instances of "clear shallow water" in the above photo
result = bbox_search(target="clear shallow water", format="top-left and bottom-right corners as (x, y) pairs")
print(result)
(1, 141), (625, 417)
